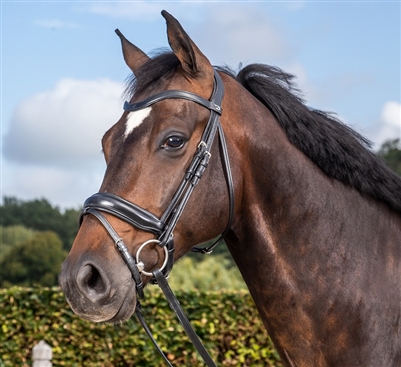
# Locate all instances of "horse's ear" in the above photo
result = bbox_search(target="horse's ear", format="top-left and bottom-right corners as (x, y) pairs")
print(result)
(161, 10), (213, 81)
(115, 29), (150, 74)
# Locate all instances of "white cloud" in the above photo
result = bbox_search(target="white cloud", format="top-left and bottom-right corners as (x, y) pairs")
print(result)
(2, 78), (124, 208)
(373, 101), (401, 148)
(1, 164), (106, 210)
(381, 101), (401, 129)
(4, 78), (124, 169)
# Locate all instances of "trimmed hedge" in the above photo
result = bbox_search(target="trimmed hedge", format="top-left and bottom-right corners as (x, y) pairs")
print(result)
(0, 286), (282, 366)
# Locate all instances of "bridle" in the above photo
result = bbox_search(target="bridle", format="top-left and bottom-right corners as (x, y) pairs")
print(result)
(79, 70), (234, 366)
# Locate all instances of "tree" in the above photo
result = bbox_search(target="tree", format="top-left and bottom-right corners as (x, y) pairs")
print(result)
(378, 138), (401, 176)
(0, 225), (35, 258)
(0, 197), (80, 250)
(0, 231), (67, 287)
(59, 208), (81, 250)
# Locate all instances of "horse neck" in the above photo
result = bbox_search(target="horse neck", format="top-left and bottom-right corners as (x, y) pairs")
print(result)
(223, 84), (327, 279)
(225, 91), (329, 289)
(222, 82), (401, 366)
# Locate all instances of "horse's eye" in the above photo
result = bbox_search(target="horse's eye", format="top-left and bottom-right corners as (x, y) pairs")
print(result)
(162, 136), (185, 150)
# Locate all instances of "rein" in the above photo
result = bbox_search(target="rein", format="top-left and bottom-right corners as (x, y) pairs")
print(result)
(80, 70), (234, 366)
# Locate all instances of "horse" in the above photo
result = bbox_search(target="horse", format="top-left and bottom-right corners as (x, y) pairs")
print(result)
(59, 10), (401, 367)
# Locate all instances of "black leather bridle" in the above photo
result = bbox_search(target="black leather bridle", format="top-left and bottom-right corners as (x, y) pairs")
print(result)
(79, 70), (234, 366)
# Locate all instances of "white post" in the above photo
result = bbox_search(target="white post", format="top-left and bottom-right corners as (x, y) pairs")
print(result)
(32, 340), (52, 367)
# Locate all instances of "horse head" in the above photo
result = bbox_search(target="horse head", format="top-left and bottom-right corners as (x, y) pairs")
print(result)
(59, 11), (237, 323)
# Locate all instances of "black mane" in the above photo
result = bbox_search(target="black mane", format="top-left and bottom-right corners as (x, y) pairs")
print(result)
(126, 53), (401, 212)
(232, 64), (401, 213)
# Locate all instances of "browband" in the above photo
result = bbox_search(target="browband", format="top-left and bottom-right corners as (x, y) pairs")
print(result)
(124, 90), (222, 114)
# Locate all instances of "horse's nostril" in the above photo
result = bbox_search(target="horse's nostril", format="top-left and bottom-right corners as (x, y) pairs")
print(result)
(77, 264), (110, 300)
(88, 266), (102, 291)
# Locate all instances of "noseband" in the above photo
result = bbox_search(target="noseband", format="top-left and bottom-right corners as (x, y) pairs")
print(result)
(79, 70), (233, 366)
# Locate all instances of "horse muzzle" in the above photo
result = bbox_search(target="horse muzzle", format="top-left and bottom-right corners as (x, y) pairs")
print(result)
(59, 251), (138, 323)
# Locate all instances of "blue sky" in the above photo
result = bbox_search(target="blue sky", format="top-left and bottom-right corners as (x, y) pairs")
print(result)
(1, 1), (400, 209)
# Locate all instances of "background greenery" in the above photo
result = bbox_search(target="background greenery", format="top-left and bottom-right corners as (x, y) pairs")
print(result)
(378, 138), (401, 176)
(0, 286), (282, 367)
(0, 194), (246, 290)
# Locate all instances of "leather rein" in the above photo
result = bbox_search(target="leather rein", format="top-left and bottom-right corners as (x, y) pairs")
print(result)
(80, 70), (234, 366)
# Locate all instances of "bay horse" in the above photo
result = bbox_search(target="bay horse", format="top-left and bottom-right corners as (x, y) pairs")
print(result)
(59, 11), (401, 367)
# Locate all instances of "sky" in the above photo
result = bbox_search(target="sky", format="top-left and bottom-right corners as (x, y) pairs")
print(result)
(1, 1), (400, 209)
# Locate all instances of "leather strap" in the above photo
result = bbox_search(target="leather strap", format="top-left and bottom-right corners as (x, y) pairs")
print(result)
(124, 90), (222, 115)
(153, 269), (217, 367)
(192, 122), (234, 254)
(135, 302), (174, 367)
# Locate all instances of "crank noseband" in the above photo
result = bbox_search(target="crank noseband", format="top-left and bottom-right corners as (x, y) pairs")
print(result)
(80, 69), (234, 295)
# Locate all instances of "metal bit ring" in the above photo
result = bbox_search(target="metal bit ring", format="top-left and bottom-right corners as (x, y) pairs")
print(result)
(135, 239), (169, 277)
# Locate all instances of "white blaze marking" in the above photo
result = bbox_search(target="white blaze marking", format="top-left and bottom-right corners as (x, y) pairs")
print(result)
(124, 107), (152, 139)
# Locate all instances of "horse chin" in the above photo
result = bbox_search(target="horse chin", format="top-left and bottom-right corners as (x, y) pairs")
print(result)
(107, 289), (137, 323)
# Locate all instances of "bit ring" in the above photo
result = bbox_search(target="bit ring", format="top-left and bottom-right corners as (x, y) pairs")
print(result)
(135, 239), (169, 277)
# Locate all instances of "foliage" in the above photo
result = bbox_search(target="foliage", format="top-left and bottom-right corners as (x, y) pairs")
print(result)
(378, 138), (401, 176)
(0, 286), (282, 367)
(169, 255), (247, 291)
(0, 225), (36, 258)
(0, 232), (67, 288)
(0, 197), (80, 250)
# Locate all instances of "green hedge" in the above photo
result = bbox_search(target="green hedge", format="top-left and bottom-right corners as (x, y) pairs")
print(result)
(0, 286), (282, 366)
